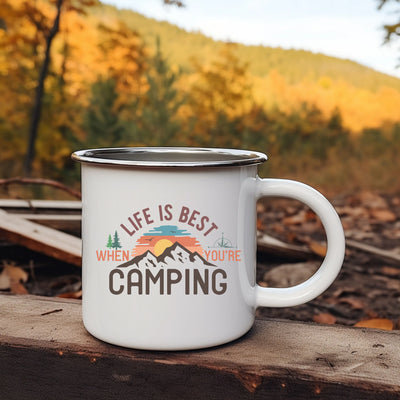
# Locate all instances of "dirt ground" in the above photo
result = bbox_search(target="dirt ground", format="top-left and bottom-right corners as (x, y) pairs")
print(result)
(1, 190), (399, 330)
(256, 191), (400, 329)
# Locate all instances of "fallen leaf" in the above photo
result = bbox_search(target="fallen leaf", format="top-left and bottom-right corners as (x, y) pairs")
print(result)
(263, 262), (319, 288)
(299, 221), (322, 235)
(271, 223), (285, 235)
(354, 318), (393, 331)
(336, 206), (368, 219)
(286, 231), (299, 243)
(338, 297), (364, 310)
(283, 211), (306, 225)
(383, 230), (400, 239)
(344, 229), (375, 241)
(381, 266), (400, 276)
(369, 209), (397, 222)
(313, 313), (336, 325)
(381, 277), (400, 291)
(366, 310), (379, 319)
(3, 264), (28, 283)
(309, 241), (327, 257)
(0, 271), (10, 290)
(0, 263), (29, 291)
(256, 202), (266, 213)
(257, 218), (265, 231)
(10, 281), (28, 295)
(365, 289), (385, 300)
(331, 287), (359, 298)
(304, 210), (317, 221)
(57, 289), (82, 299)
(357, 191), (388, 209)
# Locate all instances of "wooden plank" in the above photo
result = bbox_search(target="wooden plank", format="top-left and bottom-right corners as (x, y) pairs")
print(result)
(0, 199), (81, 235)
(0, 294), (399, 399)
(346, 238), (400, 265)
(257, 232), (314, 260)
(0, 199), (82, 211)
(0, 200), (82, 235)
(14, 214), (81, 221)
(0, 210), (81, 266)
(13, 214), (81, 234)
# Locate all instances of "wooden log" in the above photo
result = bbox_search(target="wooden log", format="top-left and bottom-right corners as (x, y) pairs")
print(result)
(0, 294), (399, 399)
(0, 210), (81, 266)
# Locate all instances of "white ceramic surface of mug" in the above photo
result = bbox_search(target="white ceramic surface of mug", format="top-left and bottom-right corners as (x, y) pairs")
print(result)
(72, 147), (345, 350)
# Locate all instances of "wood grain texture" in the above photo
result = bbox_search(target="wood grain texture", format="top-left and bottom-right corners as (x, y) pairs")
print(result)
(0, 199), (82, 210)
(0, 294), (399, 399)
(0, 210), (81, 266)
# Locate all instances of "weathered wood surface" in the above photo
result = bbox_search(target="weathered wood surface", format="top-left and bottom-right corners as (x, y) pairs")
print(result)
(0, 294), (399, 399)
(0, 199), (82, 234)
(11, 213), (82, 233)
(0, 210), (81, 266)
(346, 238), (400, 265)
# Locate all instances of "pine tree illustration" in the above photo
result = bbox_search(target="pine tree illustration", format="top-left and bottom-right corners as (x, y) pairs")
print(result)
(112, 230), (122, 249)
(106, 234), (113, 249)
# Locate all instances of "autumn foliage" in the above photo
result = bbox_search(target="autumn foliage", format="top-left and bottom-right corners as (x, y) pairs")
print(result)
(1, 0), (400, 193)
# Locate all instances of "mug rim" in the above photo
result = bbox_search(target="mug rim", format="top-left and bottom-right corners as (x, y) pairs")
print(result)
(71, 147), (268, 168)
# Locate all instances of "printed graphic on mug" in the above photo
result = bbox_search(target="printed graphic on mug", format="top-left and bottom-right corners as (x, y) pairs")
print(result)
(95, 203), (242, 297)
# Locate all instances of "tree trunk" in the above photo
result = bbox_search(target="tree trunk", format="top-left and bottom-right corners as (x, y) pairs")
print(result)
(24, 0), (63, 177)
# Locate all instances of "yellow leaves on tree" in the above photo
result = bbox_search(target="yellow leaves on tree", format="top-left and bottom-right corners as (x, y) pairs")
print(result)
(97, 22), (148, 109)
(0, 0), (400, 187)
(189, 45), (253, 119)
(0, 0), (148, 177)
(253, 69), (400, 133)
(183, 44), (255, 145)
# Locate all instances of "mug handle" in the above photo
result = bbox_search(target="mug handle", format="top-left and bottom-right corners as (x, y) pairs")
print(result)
(255, 178), (345, 307)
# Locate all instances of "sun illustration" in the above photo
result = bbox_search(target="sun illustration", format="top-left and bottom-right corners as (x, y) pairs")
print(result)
(131, 225), (203, 257)
(153, 239), (173, 256)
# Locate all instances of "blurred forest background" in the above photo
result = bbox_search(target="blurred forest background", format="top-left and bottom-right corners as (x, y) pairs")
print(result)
(1, 0), (400, 196)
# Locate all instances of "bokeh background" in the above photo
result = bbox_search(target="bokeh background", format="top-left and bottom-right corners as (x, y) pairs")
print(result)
(1, 0), (400, 197)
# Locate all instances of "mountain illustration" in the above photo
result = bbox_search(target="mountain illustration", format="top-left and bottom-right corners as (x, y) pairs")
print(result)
(117, 242), (215, 269)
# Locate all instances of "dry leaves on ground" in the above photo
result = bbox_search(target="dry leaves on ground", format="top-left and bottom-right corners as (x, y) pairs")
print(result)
(354, 318), (394, 331)
(256, 191), (400, 331)
(0, 262), (29, 294)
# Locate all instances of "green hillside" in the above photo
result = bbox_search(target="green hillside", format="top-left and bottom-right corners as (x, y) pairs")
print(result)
(92, 3), (400, 92)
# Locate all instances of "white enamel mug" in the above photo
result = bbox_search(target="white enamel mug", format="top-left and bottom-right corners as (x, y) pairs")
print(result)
(72, 147), (345, 350)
